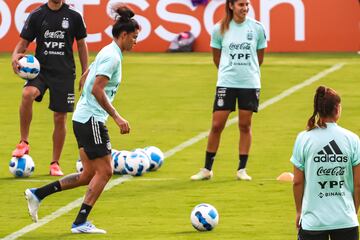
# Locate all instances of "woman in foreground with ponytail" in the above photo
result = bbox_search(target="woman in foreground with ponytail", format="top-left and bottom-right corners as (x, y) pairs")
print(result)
(24, 4), (140, 234)
(292, 86), (360, 240)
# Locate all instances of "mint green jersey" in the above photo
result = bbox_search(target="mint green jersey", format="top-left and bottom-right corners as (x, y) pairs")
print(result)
(291, 123), (360, 231)
(210, 17), (267, 89)
(73, 41), (123, 123)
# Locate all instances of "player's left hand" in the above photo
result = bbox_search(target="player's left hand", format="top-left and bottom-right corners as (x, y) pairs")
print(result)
(114, 114), (130, 134)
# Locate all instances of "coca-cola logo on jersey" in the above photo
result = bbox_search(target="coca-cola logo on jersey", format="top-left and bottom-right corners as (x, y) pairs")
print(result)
(44, 30), (65, 39)
(316, 166), (345, 176)
(229, 42), (251, 51)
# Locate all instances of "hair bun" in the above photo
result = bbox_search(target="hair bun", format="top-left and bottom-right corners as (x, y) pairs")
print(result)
(316, 86), (326, 97)
(112, 3), (134, 22)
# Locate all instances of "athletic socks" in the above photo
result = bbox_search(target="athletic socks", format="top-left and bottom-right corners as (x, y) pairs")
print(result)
(204, 151), (216, 171)
(34, 181), (62, 200)
(73, 203), (93, 226)
(204, 152), (248, 171)
(238, 154), (249, 170)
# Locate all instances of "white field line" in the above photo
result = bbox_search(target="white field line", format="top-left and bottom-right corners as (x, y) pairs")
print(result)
(14, 179), (52, 182)
(133, 178), (177, 181)
(164, 63), (345, 159)
(1, 63), (344, 240)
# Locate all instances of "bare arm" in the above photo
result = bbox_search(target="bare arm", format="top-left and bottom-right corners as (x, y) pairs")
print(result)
(212, 48), (221, 69)
(77, 38), (88, 74)
(92, 75), (130, 134)
(11, 38), (30, 73)
(78, 67), (90, 92)
(257, 48), (265, 66)
(293, 166), (305, 230)
(353, 164), (360, 213)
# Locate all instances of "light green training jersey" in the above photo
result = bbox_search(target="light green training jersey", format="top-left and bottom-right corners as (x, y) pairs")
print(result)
(291, 123), (360, 231)
(73, 41), (123, 123)
(210, 17), (267, 89)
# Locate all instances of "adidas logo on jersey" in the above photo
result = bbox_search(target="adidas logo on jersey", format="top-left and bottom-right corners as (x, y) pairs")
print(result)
(313, 140), (348, 163)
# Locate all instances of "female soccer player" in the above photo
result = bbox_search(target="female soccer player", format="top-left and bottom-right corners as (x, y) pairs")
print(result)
(292, 86), (360, 240)
(24, 5), (139, 234)
(191, 0), (267, 180)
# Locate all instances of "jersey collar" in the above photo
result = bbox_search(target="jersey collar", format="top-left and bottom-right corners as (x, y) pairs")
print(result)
(111, 41), (123, 60)
(231, 17), (248, 27)
(45, 2), (66, 12)
(325, 122), (338, 127)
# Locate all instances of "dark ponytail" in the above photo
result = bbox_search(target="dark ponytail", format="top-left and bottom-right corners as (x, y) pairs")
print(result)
(307, 86), (341, 130)
(111, 4), (140, 38)
(220, 0), (235, 35)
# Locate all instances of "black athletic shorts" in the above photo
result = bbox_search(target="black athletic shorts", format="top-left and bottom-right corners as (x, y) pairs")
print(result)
(24, 72), (75, 112)
(73, 117), (112, 160)
(213, 87), (260, 112)
(298, 226), (359, 240)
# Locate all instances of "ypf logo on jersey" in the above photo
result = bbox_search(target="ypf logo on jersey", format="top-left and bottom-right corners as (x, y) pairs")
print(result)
(313, 140), (348, 163)
(62, 17), (69, 29)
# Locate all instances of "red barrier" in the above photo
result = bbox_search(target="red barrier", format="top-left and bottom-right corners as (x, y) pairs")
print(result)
(0, 0), (359, 52)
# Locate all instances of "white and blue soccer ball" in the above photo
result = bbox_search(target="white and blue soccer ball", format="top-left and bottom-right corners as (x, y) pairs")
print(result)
(9, 154), (35, 177)
(124, 150), (150, 176)
(18, 55), (40, 80)
(143, 146), (164, 171)
(111, 149), (119, 159)
(76, 159), (83, 173)
(190, 203), (219, 231)
(76, 152), (115, 173)
(113, 150), (130, 174)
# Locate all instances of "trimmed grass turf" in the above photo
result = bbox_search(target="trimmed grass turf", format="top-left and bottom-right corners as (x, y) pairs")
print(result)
(0, 52), (359, 239)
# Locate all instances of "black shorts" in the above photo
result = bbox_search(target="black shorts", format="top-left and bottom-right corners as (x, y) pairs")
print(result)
(298, 226), (359, 240)
(213, 87), (260, 112)
(24, 72), (75, 112)
(73, 117), (112, 160)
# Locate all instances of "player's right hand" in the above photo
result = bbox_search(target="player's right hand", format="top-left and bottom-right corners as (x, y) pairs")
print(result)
(11, 53), (26, 74)
(78, 68), (90, 91)
(295, 213), (301, 230)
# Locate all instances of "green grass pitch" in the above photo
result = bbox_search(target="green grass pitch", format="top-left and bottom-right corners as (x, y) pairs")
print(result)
(0, 52), (359, 239)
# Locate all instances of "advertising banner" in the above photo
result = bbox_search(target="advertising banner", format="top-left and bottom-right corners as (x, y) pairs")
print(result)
(0, 0), (359, 52)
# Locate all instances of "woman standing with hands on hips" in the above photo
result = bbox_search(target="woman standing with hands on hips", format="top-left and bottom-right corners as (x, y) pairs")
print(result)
(191, 0), (267, 181)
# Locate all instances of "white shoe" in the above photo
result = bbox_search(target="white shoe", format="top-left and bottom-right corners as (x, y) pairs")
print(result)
(71, 221), (106, 234)
(190, 168), (213, 181)
(24, 188), (40, 222)
(237, 169), (252, 181)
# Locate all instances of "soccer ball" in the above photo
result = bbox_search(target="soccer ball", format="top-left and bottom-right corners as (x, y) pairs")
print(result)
(143, 146), (164, 171)
(76, 154), (115, 173)
(113, 150), (130, 174)
(133, 148), (152, 170)
(124, 150), (150, 176)
(17, 55), (40, 80)
(190, 203), (219, 231)
(76, 159), (83, 173)
(111, 149), (119, 158)
(9, 154), (35, 177)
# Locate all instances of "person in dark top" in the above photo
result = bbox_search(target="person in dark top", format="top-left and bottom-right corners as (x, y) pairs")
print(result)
(11, 0), (88, 176)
